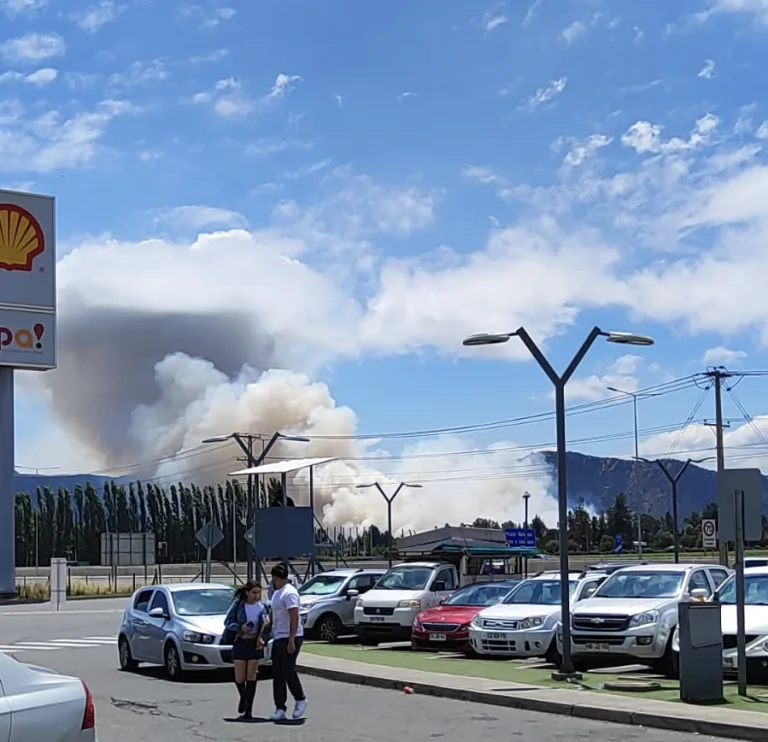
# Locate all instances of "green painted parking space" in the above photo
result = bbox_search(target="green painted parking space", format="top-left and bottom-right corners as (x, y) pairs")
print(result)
(303, 642), (768, 713)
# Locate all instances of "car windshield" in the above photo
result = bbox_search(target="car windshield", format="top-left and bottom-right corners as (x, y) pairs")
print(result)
(376, 566), (433, 590)
(444, 583), (517, 606)
(719, 574), (768, 605)
(502, 580), (577, 605)
(172, 588), (235, 616)
(298, 575), (347, 596)
(596, 571), (683, 599)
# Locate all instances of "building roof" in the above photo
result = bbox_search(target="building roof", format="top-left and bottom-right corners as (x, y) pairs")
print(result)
(397, 525), (537, 556)
(229, 457), (338, 477)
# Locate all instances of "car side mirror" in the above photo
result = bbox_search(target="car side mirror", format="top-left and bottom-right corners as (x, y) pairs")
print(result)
(432, 581), (446, 592)
(346, 588), (359, 601)
(690, 588), (709, 602)
(148, 606), (168, 619)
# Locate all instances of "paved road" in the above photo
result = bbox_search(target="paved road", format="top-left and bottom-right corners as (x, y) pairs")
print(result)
(0, 599), (731, 742)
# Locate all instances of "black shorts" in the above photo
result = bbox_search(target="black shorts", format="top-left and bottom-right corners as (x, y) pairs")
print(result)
(232, 638), (264, 662)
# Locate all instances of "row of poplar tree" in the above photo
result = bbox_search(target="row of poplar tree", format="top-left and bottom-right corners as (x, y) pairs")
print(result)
(14, 484), (763, 568)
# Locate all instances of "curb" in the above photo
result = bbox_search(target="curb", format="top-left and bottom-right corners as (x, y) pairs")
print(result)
(1, 593), (132, 606)
(296, 662), (764, 742)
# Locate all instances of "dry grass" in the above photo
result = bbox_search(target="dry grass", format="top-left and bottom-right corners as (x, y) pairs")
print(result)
(15, 581), (132, 600)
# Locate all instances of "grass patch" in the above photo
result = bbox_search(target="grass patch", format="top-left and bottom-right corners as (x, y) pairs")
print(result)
(303, 642), (768, 713)
(15, 581), (132, 600)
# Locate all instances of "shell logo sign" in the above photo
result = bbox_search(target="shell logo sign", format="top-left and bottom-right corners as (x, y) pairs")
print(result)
(0, 203), (45, 272)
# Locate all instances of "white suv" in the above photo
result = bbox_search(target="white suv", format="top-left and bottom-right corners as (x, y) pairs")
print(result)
(563, 563), (731, 677)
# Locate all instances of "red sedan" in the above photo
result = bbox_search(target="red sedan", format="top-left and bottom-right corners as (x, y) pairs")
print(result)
(412, 580), (520, 654)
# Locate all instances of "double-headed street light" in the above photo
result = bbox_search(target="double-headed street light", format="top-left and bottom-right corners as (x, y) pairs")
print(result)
(641, 456), (712, 564)
(202, 431), (311, 580)
(463, 326), (654, 676)
(357, 481), (423, 567)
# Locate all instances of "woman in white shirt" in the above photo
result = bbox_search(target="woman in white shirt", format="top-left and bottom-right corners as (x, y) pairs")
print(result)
(224, 582), (269, 719)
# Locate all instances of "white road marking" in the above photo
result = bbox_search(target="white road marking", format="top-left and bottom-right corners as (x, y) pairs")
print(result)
(8, 644), (60, 650)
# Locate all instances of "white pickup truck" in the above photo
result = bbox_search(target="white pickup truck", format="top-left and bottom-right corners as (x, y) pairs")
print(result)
(353, 561), (459, 645)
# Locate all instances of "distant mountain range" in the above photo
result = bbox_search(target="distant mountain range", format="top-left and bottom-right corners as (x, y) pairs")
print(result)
(14, 451), (768, 518)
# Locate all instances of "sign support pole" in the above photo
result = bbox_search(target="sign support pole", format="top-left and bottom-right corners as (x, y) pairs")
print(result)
(0, 367), (15, 597)
(734, 489), (747, 697)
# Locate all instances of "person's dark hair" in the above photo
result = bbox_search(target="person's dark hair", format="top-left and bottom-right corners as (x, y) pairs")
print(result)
(234, 581), (260, 602)
(271, 562), (289, 580)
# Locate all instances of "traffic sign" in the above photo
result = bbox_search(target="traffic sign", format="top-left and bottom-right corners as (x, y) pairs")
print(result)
(244, 525), (257, 549)
(702, 519), (717, 549)
(717, 468), (763, 543)
(504, 527), (536, 548)
(614, 534), (623, 555)
(195, 520), (224, 550)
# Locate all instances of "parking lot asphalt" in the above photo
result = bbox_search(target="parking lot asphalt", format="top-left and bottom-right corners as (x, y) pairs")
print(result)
(0, 598), (733, 742)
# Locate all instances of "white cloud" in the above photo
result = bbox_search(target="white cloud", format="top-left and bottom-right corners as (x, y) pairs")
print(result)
(264, 73), (301, 102)
(0, 0), (46, 15)
(701, 347), (747, 365)
(179, 4), (235, 29)
(522, 0), (543, 27)
(154, 206), (248, 231)
(703, 0), (768, 26)
(0, 67), (57, 86)
(397, 91), (417, 103)
(621, 114), (719, 155)
(698, 59), (716, 78)
(482, 11), (508, 32)
(558, 133), (613, 167)
(193, 73), (301, 119)
(566, 355), (642, 402)
(525, 77), (567, 110)
(0, 33), (66, 63)
(72, 1), (125, 32)
(0, 99), (137, 172)
(561, 21), (587, 43)
(245, 138), (312, 157)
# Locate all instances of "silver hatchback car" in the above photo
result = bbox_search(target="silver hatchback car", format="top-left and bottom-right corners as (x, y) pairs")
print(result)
(118, 582), (272, 680)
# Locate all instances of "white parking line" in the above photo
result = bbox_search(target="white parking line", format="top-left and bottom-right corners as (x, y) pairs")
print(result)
(7, 644), (59, 650)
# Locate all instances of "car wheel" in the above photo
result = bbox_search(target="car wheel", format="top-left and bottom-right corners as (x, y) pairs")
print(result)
(317, 614), (344, 643)
(545, 640), (561, 667)
(164, 643), (184, 681)
(118, 636), (138, 671)
(658, 637), (679, 680)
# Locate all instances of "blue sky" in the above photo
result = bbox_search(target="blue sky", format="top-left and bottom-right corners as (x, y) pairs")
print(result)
(6, 0), (768, 529)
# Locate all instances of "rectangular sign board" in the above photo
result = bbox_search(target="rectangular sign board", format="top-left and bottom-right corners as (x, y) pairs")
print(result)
(702, 519), (717, 549)
(717, 468), (764, 543)
(504, 527), (536, 548)
(0, 189), (56, 371)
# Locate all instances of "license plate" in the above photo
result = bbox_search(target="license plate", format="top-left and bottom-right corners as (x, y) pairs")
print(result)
(368, 616), (385, 622)
(585, 642), (611, 652)
(429, 633), (447, 641)
(487, 632), (507, 640)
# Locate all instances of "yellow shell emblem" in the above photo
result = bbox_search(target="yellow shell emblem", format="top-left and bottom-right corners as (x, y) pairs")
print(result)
(0, 204), (45, 272)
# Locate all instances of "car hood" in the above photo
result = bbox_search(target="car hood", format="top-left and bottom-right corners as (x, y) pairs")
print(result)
(572, 597), (674, 615)
(361, 589), (422, 606)
(417, 605), (480, 624)
(720, 604), (768, 635)
(478, 603), (560, 621)
(179, 614), (227, 637)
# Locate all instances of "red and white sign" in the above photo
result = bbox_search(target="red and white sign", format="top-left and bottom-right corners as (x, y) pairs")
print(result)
(702, 519), (717, 549)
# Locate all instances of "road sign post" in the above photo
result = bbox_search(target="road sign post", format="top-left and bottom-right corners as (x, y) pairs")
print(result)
(195, 521), (224, 582)
(614, 534), (623, 555)
(717, 468), (762, 698)
(702, 519), (717, 549)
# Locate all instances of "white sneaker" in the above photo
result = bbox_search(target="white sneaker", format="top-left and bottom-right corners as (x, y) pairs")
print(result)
(292, 700), (307, 719)
(269, 709), (286, 722)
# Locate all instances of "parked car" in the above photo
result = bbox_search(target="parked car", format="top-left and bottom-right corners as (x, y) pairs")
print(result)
(118, 582), (272, 680)
(671, 565), (768, 679)
(0, 652), (96, 740)
(299, 568), (385, 642)
(468, 572), (605, 664)
(564, 562), (731, 677)
(412, 580), (520, 654)
(354, 562), (459, 645)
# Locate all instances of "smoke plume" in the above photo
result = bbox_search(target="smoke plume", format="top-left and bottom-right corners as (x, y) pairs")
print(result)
(34, 229), (557, 532)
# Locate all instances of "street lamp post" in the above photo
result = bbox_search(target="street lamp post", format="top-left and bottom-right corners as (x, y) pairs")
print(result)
(463, 326), (654, 675)
(202, 431), (310, 581)
(357, 482), (423, 568)
(646, 457), (710, 564)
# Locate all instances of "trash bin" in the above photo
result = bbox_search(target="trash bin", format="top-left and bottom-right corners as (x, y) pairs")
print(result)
(677, 600), (723, 703)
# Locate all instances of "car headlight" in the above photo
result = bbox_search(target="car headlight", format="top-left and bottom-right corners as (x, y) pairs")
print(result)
(470, 615), (482, 629)
(458, 622), (470, 630)
(355, 599), (364, 608)
(398, 600), (421, 608)
(413, 616), (422, 628)
(183, 631), (214, 644)
(519, 616), (545, 630)
(761, 640), (768, 652)
(629, 611), (659, 628)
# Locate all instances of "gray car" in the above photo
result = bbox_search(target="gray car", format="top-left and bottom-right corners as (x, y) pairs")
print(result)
(118, 582), (272, 680)
(299, 568), (385, 642)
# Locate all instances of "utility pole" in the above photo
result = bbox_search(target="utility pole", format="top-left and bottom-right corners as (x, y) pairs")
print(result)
(523, 492), (531, 578)
(704, 367), (732, 567)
